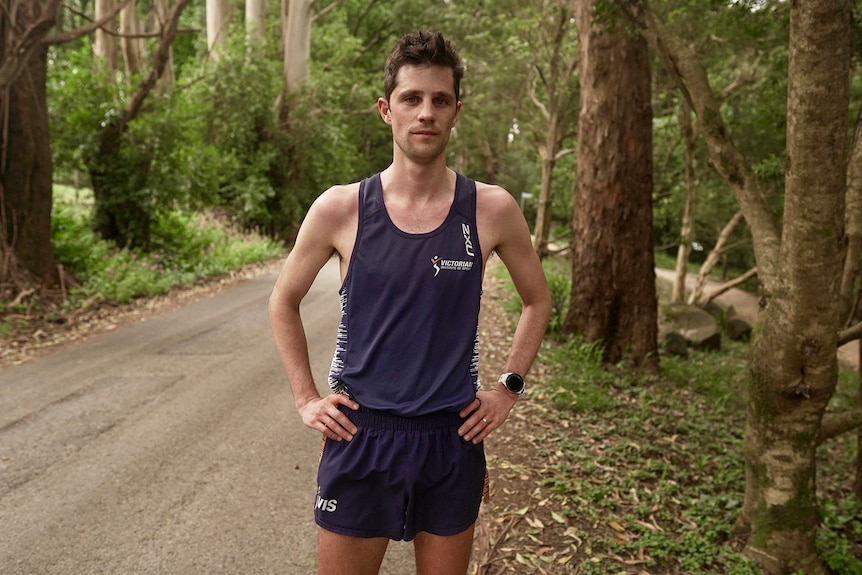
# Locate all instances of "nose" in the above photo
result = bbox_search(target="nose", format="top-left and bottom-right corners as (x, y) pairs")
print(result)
(417, 101), (435, 122)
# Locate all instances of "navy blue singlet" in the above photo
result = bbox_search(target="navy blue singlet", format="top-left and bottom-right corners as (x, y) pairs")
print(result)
(327, 172), (483, 416)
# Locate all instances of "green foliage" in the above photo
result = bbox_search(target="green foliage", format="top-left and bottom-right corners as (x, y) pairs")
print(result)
(818, 497), (862, 574)
(51, 187), (282, 306)
(528, 259), (862, 572)
(47, 41), (116, 180)
(196, 32), (284, 229)
(539, 333), (758, 573)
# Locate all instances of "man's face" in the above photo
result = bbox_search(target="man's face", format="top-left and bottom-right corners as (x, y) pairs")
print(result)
(378, 64), (461, 164)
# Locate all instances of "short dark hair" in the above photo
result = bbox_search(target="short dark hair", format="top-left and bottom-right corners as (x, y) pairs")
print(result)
(383, 30), (464, 103)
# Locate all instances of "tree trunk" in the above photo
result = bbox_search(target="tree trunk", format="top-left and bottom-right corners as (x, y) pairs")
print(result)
(841, 101), (862, 322)
(741, 2), (850, 572)
(120, 0), (144, 80)
(94, 0), (118, 75)
(671, 100), (696, 303)
(283, 0), (313, 99)
(533, 128), (556, 259)
(856, 292), (862, 497)
(246, 0), (266, 49)
(154, 0), (175, 90)
(565, 0), (657, 371)
(206, 0), (232, 60)
(0, 0), (59, 287)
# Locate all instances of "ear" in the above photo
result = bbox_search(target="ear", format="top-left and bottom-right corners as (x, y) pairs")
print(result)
(453, 101), (462, 126)
(378, 97), (392, 125)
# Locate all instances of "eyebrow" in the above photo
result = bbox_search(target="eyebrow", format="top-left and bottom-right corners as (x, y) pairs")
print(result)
(399, 89), (455, 100)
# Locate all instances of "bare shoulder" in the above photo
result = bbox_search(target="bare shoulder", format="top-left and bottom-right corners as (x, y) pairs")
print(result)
(475, 181), (520, 217)
(473, 180), (531, 258)
(308, 182), (361, 222)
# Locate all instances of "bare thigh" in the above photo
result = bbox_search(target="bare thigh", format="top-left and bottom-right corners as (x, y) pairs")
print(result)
(318, 529), (389, 575)
(414, 525), (476, 575)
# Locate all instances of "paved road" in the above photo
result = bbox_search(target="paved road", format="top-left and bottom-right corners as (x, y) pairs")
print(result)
(0, 257), (414, 574)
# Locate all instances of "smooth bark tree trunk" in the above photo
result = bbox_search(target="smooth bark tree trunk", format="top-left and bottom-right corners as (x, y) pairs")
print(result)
(94, 0), (118, 75)
(533, 127), (556, 258)
(206, 0), (231, 60)
(246, 0), (266, 49)
(120, 0), (144, 80)
(565, 0), (658, 370)
(671, 100), (696, 303)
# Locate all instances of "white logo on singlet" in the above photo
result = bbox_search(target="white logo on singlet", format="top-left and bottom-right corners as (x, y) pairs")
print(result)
(462, 223), (475, 257)
(431, 255), (473, 277)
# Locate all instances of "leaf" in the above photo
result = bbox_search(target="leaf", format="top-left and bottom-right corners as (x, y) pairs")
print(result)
(608, 520), (626, 533)
(551, 510), (566, 524)
(526, 516), (545, 529)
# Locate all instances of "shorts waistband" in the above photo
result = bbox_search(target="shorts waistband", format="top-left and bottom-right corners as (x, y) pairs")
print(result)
(339, 405), (465, 432)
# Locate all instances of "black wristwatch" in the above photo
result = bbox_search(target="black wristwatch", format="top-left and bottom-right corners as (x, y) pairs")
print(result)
(498, 372), (526, 396)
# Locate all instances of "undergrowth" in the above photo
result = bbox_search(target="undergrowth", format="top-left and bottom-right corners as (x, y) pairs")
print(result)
(48, 186), (283, 307)
(502, 259), (862, 573)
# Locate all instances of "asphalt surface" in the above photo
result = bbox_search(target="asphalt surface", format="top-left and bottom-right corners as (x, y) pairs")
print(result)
(0, 257), (415, 574)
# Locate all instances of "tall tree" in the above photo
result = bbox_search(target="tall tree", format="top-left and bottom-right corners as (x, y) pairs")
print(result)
(94, 0), (119, 75)
(527, 0), (578, 259)
(120, 0), (144, 79)
(0, 0), (63, 287)
(565, 0), (658, 370)
(206, 0), (231, 60)
(281, 0), (344, 120)
(617, 0), (852, 571)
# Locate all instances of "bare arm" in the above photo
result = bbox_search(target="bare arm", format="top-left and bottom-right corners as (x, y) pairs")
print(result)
(268, 187), (359, 441)
(459, 185), (552, 443)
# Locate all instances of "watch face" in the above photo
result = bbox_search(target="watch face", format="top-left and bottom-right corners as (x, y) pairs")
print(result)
(504, 373), (525, 393)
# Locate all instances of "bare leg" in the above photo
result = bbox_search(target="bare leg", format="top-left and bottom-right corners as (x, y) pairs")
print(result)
(414, 525), (476, 575)
(318, 528), (389, 575)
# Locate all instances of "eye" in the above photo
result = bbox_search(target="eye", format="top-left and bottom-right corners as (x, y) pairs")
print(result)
(435, 97), (450, 106)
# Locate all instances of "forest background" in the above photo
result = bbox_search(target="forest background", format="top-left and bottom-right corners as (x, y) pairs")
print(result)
(2, 0), (862, 573)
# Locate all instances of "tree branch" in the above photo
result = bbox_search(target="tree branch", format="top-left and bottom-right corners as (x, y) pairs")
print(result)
(312, 0), (345, 23)
(46, 0), (134, 45)
(838, 320), (862, 347)
(693, 267), (758, 307)
(818, 408), (862, 444)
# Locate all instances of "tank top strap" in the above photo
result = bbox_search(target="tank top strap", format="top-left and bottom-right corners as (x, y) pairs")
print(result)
(358, 173), (385, 221)
(451, 173), (477, 222)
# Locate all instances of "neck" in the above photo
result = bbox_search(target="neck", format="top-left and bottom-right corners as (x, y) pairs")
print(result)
(380, 161), (454, 201)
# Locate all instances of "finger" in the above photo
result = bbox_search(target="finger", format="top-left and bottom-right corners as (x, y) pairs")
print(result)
(321, 416), (355, 441)
(458, 397), (482, 419)
(329, 411), (358, 438)
(459, 414), (488, 442)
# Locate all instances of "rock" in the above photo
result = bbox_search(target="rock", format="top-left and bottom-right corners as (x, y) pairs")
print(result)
(658, 302), (722, 353)
(662, 331), (688, 357)
(724, 305), (752, 341)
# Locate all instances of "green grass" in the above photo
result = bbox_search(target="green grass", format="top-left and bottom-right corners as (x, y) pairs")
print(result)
(49, 185), (283, 307)
(505, 258), (862, 574)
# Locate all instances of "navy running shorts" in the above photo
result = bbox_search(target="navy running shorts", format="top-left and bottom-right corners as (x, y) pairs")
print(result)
(314, 405), (487, 541)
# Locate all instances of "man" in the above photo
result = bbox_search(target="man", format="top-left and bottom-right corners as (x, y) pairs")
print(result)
(268, 30), (551, 575)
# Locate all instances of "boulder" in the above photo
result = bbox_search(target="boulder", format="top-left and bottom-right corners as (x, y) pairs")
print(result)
(659, 302), (722, 353)
(724, 305), (753, 341)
